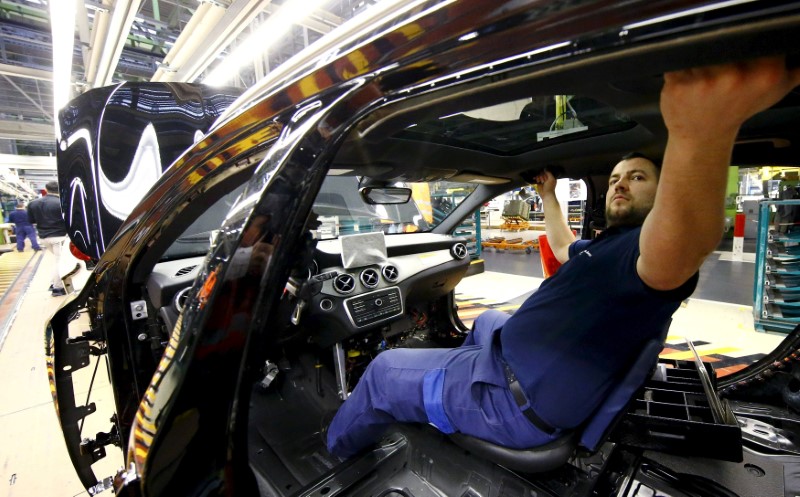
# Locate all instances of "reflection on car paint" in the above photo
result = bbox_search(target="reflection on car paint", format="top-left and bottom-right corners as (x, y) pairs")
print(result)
(57, 83), (241, 260)
(130, 313), (184, 472)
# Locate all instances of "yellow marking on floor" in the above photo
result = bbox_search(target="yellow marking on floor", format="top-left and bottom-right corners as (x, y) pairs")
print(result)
(457, 303), (481, 310)
(660, 346), (740, 361)
(0, 250), (35, 300)
(458, 308), (488, 319)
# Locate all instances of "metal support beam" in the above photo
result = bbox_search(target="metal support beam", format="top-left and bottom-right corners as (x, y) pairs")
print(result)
(309, 7), (343, 28)
(263, 4), (337, 35)
(1, 75), (53, 121)
(91, 0), (144, 88)
(151, 0), (228, 81)
(0, 120), (55, 142)
(0, 63), (51, 82)
(85, 1), (112, 86)
(76, 0), (92, 71)
(0, 153), (56, 171)
(154, 0), (269, 83)
(252, 19), (264, 81)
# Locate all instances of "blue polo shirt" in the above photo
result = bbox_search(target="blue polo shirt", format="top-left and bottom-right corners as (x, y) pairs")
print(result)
(500, 226), (697, 430)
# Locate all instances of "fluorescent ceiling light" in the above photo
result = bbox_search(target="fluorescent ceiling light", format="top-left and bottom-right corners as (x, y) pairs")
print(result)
(203, 0), (331, 86)
(50, 0), (77, 133)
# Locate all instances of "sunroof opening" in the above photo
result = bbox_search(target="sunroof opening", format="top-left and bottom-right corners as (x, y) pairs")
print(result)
(395, 95), (635, 155)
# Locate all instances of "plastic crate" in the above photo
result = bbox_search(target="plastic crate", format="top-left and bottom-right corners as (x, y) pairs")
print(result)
(614, 359), (743, 462)
(502, 200), (530, 220)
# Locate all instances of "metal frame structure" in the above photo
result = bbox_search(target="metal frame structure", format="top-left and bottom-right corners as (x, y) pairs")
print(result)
(753, 199), (800, 333)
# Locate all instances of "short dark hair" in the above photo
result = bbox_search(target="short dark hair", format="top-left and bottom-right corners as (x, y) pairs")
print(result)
(45, 181), (59, 194)
(620, 152), (661, 179)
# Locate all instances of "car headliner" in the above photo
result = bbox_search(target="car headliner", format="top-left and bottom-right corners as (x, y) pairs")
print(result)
(331, 39), (800, 188)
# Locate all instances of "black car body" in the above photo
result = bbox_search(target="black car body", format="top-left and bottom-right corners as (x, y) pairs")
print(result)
(46, 0), (800, 495)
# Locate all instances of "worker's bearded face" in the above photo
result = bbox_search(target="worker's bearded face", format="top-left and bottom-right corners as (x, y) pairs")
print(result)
(605, 158), (659, 228)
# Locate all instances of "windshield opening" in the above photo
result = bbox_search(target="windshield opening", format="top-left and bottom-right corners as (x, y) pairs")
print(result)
(160, 183), (247, 261)
(310, 175), (477, 240)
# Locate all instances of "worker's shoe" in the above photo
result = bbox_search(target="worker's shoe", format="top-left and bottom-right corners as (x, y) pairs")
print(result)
(51, 288), (67, 297)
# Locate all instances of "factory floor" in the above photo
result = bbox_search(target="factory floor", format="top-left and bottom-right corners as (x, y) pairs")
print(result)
(0, 232), (785, 496)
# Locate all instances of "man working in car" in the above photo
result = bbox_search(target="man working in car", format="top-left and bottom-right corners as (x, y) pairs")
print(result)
(327, 57), (800, 458)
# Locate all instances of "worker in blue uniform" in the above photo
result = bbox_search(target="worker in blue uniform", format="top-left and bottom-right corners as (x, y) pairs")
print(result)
(327, 57), (800, 459)
(8, 201), (41, 252)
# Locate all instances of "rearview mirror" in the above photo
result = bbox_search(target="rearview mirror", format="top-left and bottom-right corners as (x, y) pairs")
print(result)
(359, 187), (413, 205)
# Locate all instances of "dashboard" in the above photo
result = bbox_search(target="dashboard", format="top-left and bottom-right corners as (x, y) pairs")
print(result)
(145, 232), (471, 347)
(146, 256), (205, 334)
(307, 233), (471, 347)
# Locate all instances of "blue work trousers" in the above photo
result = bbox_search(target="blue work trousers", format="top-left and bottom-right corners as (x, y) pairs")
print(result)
(326, 310), (560, 458)
(14, 225), (40, 251)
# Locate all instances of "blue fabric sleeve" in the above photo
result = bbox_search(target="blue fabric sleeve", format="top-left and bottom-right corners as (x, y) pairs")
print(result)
(567, 239), (592, 259)
(422, 369), (455, 434)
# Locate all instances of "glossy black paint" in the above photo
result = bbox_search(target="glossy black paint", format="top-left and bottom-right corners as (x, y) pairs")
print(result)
(57, 83), (240, 260)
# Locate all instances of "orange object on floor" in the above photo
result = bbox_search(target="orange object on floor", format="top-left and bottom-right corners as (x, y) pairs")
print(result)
(538, 234), (562, 278)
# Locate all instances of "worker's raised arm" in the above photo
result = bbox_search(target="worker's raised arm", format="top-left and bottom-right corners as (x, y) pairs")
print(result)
(638, 57), (800, 291)
(535, 170), (575, 263)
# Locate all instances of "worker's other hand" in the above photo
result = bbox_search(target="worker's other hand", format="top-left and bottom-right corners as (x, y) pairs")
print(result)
(661, 55), (800, 144)
(533, 170), (557, 199)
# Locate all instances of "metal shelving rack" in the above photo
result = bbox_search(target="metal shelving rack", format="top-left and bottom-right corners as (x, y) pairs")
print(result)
(453, 210), (481, 259)
(568, 200), (585, 238)
(753, 199), (800, 334)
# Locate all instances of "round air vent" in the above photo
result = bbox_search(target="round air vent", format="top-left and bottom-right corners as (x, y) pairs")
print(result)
(360, 268), (379, 288)
(451, 242), (469, 260)
(333, 274), (356, 294)
(381, 265), (399, 282)
(174, 287), (192, 312)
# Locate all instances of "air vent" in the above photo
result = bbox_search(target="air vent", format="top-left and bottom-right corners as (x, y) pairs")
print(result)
(174, 287), (192, 312)
(333, 274), (356, 294)
(451, 242), (469, 260)
(175, 265), (197, 277)
(360, 268), (379, 288)
(382, 265), (399, 282)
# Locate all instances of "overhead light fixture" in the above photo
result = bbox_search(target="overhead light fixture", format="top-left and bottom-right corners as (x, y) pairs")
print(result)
(50, 0), (76, 134)
(203, 0), (331, 86)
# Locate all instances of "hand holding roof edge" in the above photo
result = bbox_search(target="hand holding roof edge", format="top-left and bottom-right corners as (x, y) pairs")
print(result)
(533, 170), (557, 201)
(661, 56), (800, 144)
(638, 56), (800, 291)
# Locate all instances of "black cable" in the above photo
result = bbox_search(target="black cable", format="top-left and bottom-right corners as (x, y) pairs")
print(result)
(78, 353), (101, 436)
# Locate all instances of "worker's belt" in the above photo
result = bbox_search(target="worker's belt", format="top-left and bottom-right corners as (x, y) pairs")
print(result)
(501, 361), (557, 435)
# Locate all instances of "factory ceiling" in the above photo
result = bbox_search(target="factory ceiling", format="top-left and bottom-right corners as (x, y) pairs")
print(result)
(0, 0), (382, 165)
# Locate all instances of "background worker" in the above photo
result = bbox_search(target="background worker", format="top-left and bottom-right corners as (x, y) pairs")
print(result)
(8, 201), (40, 252)
(28, 181), (67, 296)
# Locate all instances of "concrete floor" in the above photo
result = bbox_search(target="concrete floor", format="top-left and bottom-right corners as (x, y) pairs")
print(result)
(0, 251), (121, 497)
